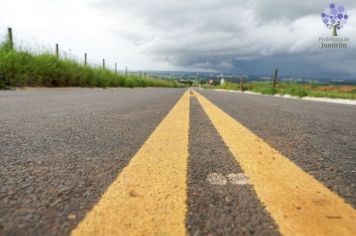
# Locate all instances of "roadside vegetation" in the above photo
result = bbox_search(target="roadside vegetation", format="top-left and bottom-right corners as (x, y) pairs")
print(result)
(0, 32), (181, 89)
(211, 81), (356, 100)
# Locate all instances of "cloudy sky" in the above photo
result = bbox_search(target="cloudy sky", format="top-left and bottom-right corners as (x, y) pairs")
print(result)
(1, 0), (356, 78)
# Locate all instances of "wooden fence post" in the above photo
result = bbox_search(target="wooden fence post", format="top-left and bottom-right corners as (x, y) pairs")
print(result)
(55, 44), (59, 57)
(272, 68), (279, 88)
(102, 59), (105, 69)
(84, 53), (87, 66)
(7, 27), (13, 50)
(240, 76), (244, 91)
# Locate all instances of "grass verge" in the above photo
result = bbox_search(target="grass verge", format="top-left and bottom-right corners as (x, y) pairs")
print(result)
(210, 82), (356, 100)
(0, 41), (181, 89)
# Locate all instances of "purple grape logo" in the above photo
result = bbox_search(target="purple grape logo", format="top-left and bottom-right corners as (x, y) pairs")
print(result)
(321, 3), (348, 36)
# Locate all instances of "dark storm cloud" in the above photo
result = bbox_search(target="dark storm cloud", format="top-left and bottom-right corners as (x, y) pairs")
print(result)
(89, 0), (356, 77)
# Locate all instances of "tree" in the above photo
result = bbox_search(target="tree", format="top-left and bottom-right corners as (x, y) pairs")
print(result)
(321, 3), (348, 37)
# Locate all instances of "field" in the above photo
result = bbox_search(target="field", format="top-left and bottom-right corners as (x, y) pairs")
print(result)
(1, 29), (354, 99)
(212, 82), (356, 100)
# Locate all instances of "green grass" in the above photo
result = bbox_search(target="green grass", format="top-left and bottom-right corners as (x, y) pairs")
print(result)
(209, 82), (356, 100)
(305, 89), (356, 99)
(213, 82), (240, 91)
(0, 41), (181, 89)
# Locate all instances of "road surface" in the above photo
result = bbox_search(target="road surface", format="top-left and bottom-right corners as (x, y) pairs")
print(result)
(0, 88), (355, 235)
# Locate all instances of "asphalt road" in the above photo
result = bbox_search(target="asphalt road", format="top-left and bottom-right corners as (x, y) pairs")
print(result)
(187, 97), (280, 236)
(0, 88), (355, 235)
(0, 88), (185, 235)
(198, 89), (356, 208)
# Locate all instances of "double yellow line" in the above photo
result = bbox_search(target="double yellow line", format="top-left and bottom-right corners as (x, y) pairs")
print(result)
(72, 90), (356, 236)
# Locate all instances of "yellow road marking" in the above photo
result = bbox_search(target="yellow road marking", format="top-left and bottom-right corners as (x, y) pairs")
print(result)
(71, 90), (190, 236)
(194, 90), (356, 236)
